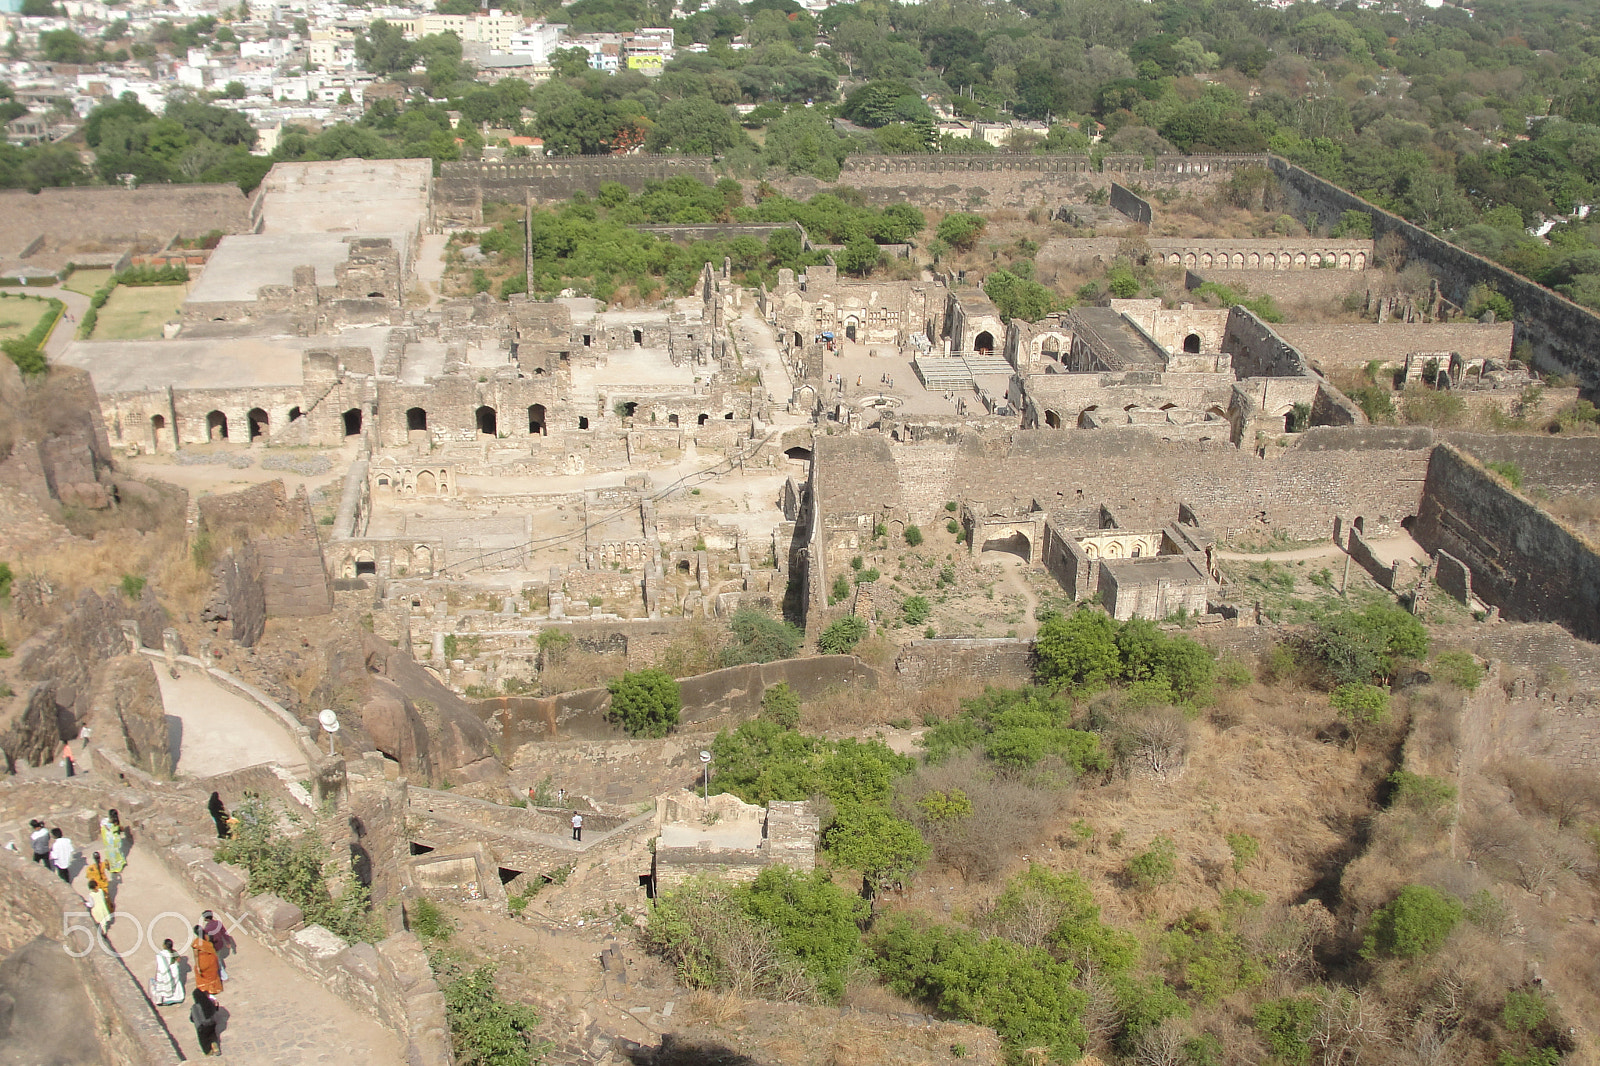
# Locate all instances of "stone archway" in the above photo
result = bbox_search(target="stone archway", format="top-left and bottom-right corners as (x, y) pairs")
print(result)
(206, 410), (228, 441)
(247, 408), (269, 441)
(343, 408), (362, 436)
(528, 403), (546, 435)
(1183, 333), (1201, 354)
(416, 470), (438, 495)
(979, 530), (1031, 562)
(974, 330), (995, 354)
(476, 405), (497, 436)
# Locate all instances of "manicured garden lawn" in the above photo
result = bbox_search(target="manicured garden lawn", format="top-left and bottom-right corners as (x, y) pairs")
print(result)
(89, 284), (188, 340)
(64, 268), (114, 296)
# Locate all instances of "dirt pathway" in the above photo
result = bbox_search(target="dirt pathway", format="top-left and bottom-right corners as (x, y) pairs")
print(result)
(104, 845), (402, 1064)
(154, 666), (307, 778)
(987, 553), (1040, 637)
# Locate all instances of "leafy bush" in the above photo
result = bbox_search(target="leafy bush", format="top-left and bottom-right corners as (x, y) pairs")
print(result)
(935, 212), (986, 251)
(854, 567), (880, 583)
(720, 607), (803, 666)
(817, 615), (867, 654)
(829, 574), (850, 603)
(1126, 836), (1178, 889)
(1486, 460), (1523, 488)
(1163, 892), (1269, 1004)
(904, 524), (923, 547)
(902, 595), (930, 626)
(1387, 770), (1457, 812)
(119, 574), (146, 599)
(760, 681), (801, 729)
(1035, 609), (1215, 702)
(978, 865), (1137, 974)
(432, 957), (546, 1066)
(115, 263), (190, 286)
(1362, 885), (1463, 959)
(1433, 650), (1485, 691)
(214, 795), (380, 942)
(1305, 603), (1428, 686)
(1348, 384), (1396, 422)
(1254, 995), (1318, 1065)
(409, 897), (453, 942)
(920, 686), (1108, 774)
(606, 668), (681, 737)
(2, 337), (46, 376)
(1226, 831), (1259, 873)
(873, 919), (1089, 1062)
(1330, 682), (1390, 727)
(0, 561), (14, 600)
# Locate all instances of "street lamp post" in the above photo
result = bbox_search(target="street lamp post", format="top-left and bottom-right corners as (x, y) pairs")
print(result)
(700, 750), (711, 800)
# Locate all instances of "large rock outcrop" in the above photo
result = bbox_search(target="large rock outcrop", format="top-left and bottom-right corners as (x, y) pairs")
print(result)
(322, 633), (499, 786)
(90, 654), (172, 777)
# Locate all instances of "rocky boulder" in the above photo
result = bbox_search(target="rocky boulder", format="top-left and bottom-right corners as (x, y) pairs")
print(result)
(90, 654), (172, 777)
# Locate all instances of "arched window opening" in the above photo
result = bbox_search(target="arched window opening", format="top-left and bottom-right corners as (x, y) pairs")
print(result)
(974, 330), (995, 353)
(621, 401), (637, 418)
(288, 407), (302, 422)
(632, 328), (643, 344)
(476, 406), (498, 436)
(723, 412), (734, 420)
(343, 408), (362, 436)
(367, 291), (383, 298)
(578, 416), (589, 430)
(1044, 410), (1061, 429)
(206, 410), (228, 441)
(1183, 333), (1201, 353)
(668, 413), (679, 426)
(528, 404), (546, 435)
(697, 413), (709, 425)
(247, 407), (269, 441)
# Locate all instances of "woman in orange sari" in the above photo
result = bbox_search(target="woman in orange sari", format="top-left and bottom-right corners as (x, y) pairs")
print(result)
(191, 925), (224, 996)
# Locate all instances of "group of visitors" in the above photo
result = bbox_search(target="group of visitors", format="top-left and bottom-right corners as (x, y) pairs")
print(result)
(25, 798), (239, 1057)
(150, 910), (233, 1056)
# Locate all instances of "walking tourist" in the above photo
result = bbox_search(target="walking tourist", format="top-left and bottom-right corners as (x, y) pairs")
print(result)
(191, 925), (224, 995)
(190, 989), (221, 1056)
(207, 793), (230, 839)
(571, 811), (583, 842)
(100, 809), (128, 875)
(49, 828), (75, 884)
(29, 819), (49, 865)
(201, 910), (235, 976)
(85, 851), (114, 933)
(150, 939), (185, 1005)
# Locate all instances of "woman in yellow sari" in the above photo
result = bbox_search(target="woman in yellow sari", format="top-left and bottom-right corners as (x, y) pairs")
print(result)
(84, 852), (113, 934)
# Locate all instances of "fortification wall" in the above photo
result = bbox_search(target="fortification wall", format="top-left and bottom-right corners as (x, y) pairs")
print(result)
(0, 184), (252, 254)
(1268, 157), (1600, 390)
(481, 654), (878, 744)
(0, 853), (183, 1065)
(1273, 321), (1515, 370)
(1185, 267), (1380, 306)
(438, 158), (720, 210)
(1438, 433), (1600, 496)
(894, 638), (1034, 687)
(1109, 182), (1152, 225)
(1413, 445), (1600, 641)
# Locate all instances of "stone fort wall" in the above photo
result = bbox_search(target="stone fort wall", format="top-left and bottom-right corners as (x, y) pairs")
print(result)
(0, 184), (252, 254)
(1269, 157), (1600, 391)
(1412, 444), (1600, 642)
(436, 153), (1270, 215)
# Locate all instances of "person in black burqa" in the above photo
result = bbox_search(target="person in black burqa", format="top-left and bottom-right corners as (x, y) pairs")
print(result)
(207, 793), (230, 839)
(190, 989), (221, 1056)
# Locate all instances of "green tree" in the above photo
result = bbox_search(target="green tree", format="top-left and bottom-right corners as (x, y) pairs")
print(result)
(1363, 885), (1464, 959)
(824, 804), (929, 893)
(1035, 608), (1121, 690)
(354, 19), (413, 75)
(936, 212), (986, 251)
(606, 668), (682, 737)
(1306, 604), (1428, 686)
(839, 233), (879, 276)
(983, 269), (1056, 323)
(39, 29), (92, 63)
(647, 97), (741, 155)
(740, 866), (867, 1001)
(1255, 995), (1319, 1065)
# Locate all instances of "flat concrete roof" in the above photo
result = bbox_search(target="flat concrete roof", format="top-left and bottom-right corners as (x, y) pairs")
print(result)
(571, 348), (694, 392)
(58, 326), (394, 393)
(257, 158), (431, 236)
(187, 233), (356, 304)
(1100, 554), (1207, 583)
(58, 337), (307, 391)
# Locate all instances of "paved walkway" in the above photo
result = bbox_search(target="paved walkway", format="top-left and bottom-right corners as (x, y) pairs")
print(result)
(102, 845), (403, 1064)
(23, 284), (89, 361)
(1215, 534), (1428, 567)
(155, 667), (308, 779)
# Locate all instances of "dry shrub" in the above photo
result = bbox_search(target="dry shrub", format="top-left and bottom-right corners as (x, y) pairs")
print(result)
(896, 752), (1059, 882)
(837, 974), (921, 1014)
(683, 989), (746, 1025)
(540, 649), (621, 695)
(1496, 757), (1600, 829)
